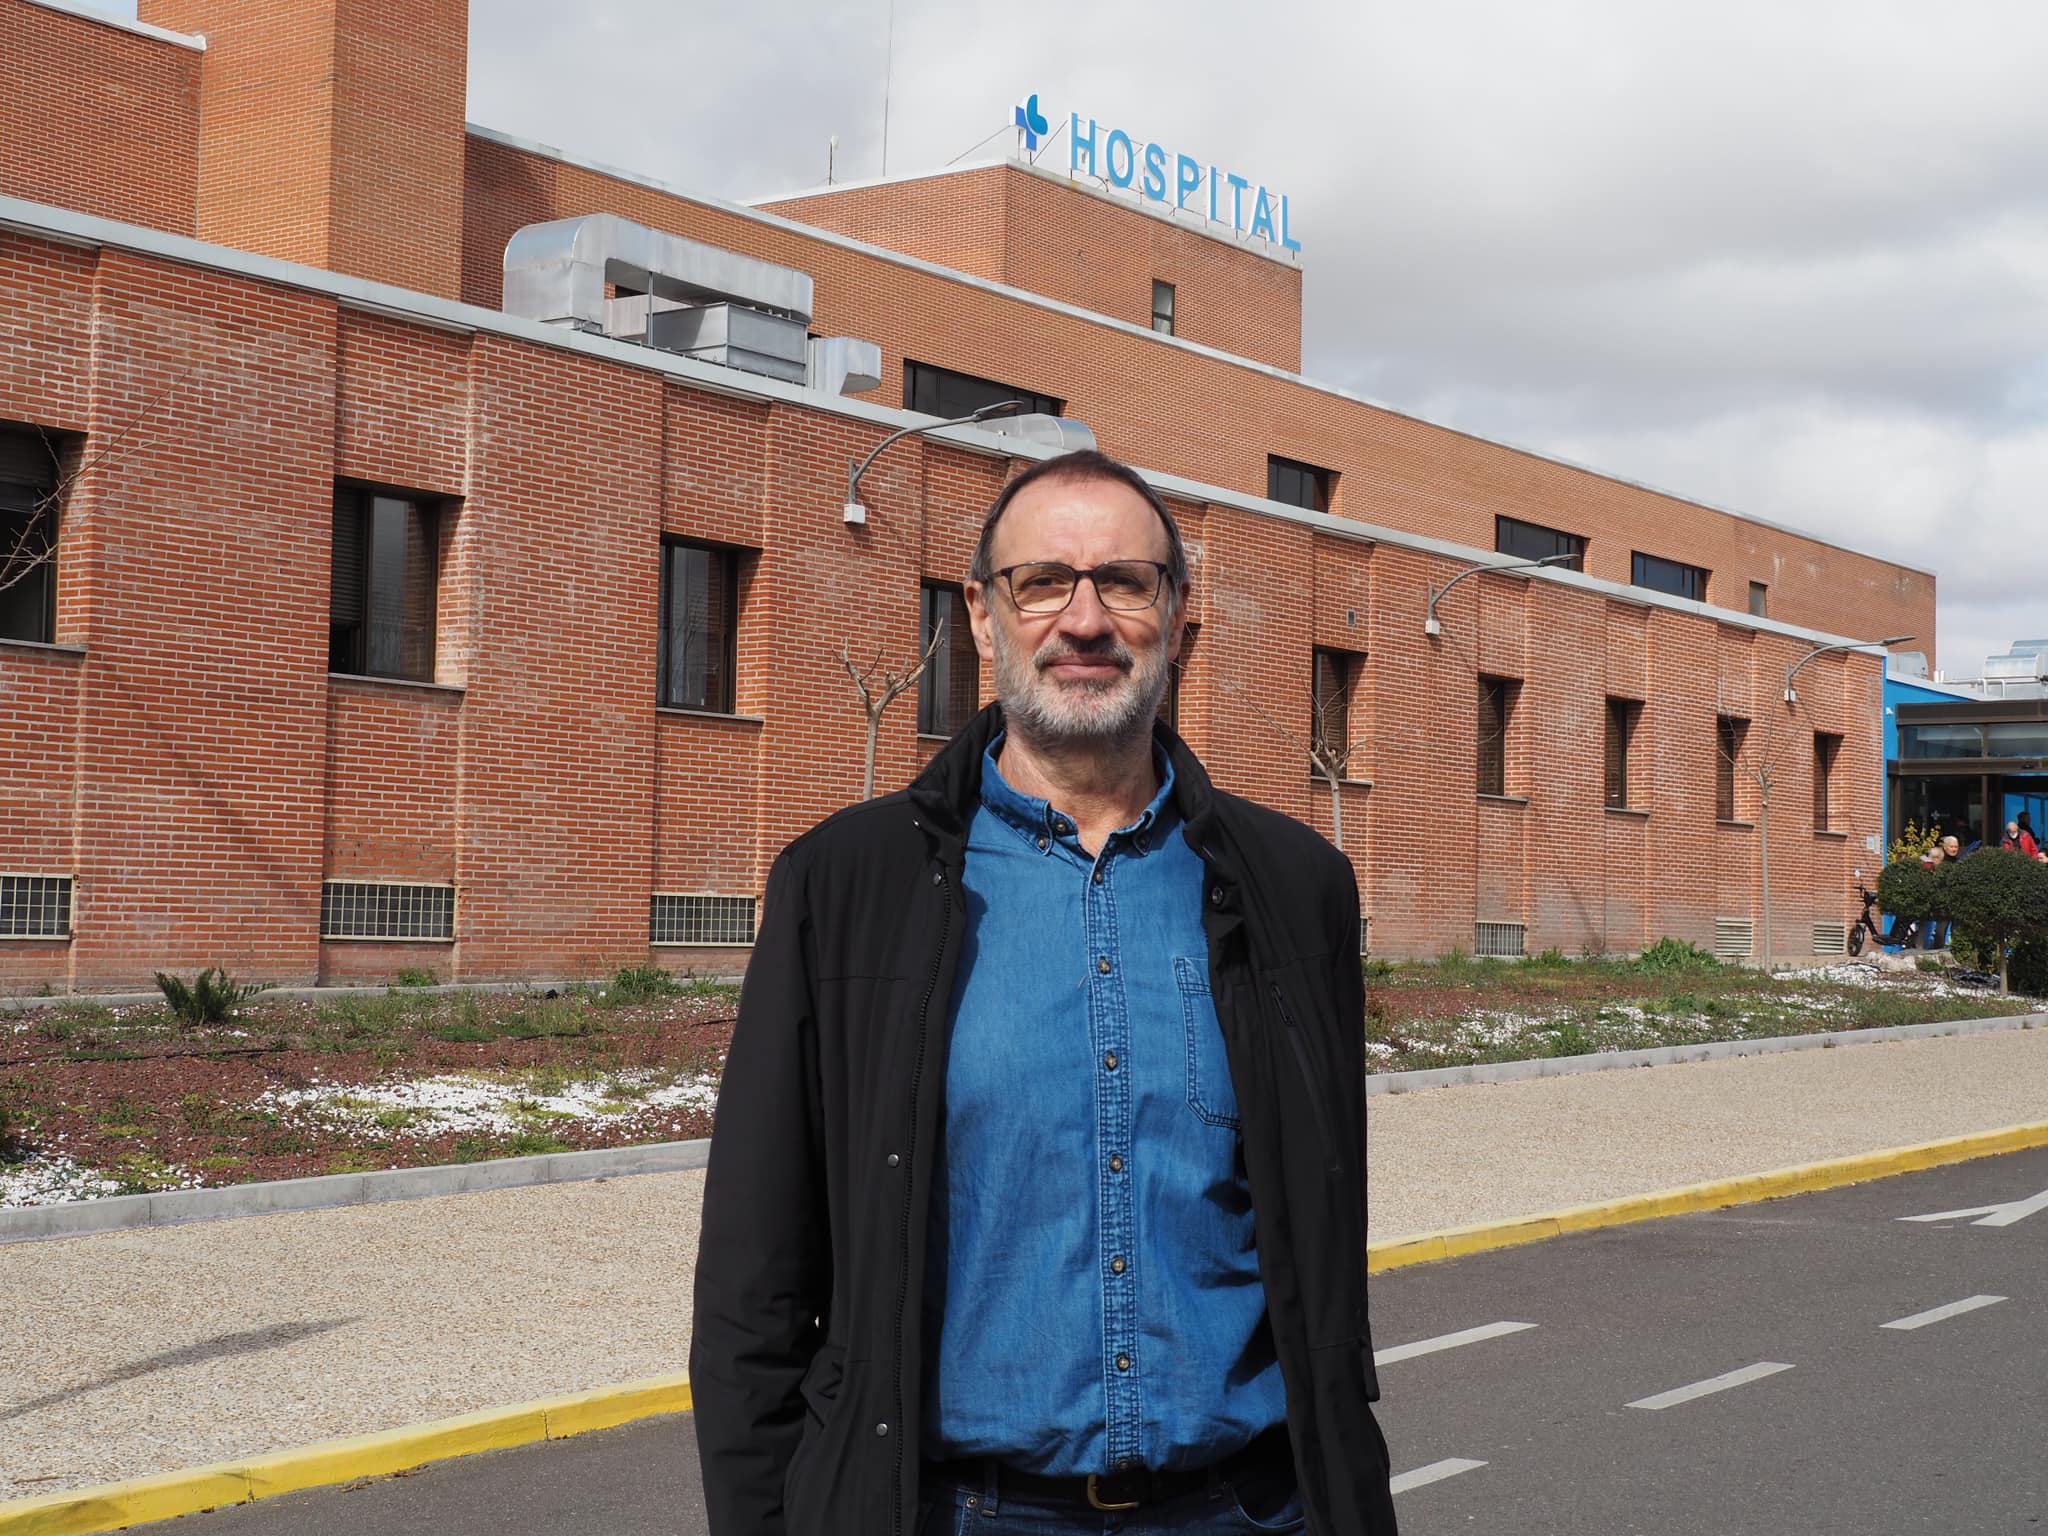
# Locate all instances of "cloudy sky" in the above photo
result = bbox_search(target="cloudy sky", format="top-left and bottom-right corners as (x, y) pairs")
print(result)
(116, 0), (2048, 672)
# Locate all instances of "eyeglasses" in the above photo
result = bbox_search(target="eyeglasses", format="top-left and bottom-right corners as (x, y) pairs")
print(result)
(990, 560), (1171, 614)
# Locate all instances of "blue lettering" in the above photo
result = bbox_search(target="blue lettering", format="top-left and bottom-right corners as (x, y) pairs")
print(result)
(1226, 172), (1249, 230)
(1105, 129), (1135, 188)
(1279, 193), (1301, 252)
(1208, 166), (1219, 221)
(1249, 186), (1277, 242)
(1142, 142), (1167, 202)
(1175, 153), (1201, 209)
(1070, 114), (1097, 178)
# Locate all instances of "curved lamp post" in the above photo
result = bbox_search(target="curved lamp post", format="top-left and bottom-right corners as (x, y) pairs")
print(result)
(843, 400), (1026, 524)
(1424, 553), (1579, 637)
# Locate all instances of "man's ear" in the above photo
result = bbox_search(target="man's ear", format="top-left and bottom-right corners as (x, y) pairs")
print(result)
(965, 581), (997, 661)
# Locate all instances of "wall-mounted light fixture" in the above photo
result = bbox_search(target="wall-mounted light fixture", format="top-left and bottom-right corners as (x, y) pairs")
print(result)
(843, 404), (1097, 524)
(1784, 634), (1914, 704)
(1423, 553), (1578, 637)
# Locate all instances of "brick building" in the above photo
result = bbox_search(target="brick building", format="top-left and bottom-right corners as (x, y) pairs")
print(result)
(0, 0), (1931, 989)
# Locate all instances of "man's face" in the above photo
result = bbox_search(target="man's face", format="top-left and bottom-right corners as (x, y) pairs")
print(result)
(965, 474), (1186, 749)
(2010, 823), (2021, 839)
(1943, 837), (1961, 856)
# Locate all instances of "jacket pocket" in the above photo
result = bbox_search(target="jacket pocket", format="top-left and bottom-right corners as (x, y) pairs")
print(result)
(1177, 956), (1239, 1128)
(784, 1344), (849, 1519)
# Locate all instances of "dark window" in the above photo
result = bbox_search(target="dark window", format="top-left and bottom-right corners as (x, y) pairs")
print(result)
(903, 360), (1060, 420)
(1158, 622), (1198, 730)
(1151, 280), (1176, 336)
(0, 427), (62, 645)
(1477, 675), (1517, 796)
(1814, 732), (1841, 831)
(659, 541), (740, 713)
(1605, 698), (1640, 808)
(1900, 723), (1983, 759)
(1495, 515), (1585, 571)
(330, 487), (439, 681)
(1268, 455), (1333, 512)
(1632, 551), (1709, 603)
(1312, 647), (1361, 767)
(918, 583), (980, 736)
(1748, 581), (1769, 617)
(1716, 717), (1746, 821)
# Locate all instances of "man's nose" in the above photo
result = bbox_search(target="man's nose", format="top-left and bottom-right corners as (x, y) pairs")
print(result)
(1055, 571), (1116, 636)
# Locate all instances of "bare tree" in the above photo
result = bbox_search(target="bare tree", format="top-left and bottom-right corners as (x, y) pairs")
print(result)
(839, 621), (947, 799)
(1227, 670), (1355, 850)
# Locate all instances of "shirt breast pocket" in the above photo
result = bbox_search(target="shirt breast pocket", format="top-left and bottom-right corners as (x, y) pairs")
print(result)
(1176, 955), (1239, 1129)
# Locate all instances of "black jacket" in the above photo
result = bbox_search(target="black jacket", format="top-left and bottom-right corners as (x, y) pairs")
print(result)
(691, 706), (1395, 1534)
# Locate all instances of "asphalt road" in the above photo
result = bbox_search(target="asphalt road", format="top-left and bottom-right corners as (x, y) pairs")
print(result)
(150, 1146), (2048, 1534)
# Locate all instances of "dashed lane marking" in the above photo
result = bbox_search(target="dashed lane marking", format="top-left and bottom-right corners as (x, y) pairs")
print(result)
(1373, 1320), (1538, 1367)
(1626, 1361), (1795, 1411)
(1881, 1294), (2008, 1331)
(1388, 1457), (1487, 1495)
(1898, 1186), (2048, 1228)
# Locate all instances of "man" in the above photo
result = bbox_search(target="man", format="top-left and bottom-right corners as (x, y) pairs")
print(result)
(692, 449), (1396, 1535)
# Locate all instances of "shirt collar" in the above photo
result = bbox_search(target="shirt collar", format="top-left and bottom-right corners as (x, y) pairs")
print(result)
(980, 733), (1178, 853)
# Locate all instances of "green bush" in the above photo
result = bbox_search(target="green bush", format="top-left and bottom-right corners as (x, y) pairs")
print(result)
(1526, 948), (1574, 972)
(154, 968), (266, 1029)
(1876, 859), (1946, 928)
(1943, 849), (2048, 993)
(598, 965), (680, 1008)
(395, 967), (436, 988)
(1633, 938), (1721, 974)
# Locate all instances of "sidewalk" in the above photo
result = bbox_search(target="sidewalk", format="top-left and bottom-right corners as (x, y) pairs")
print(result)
(4, 1025), (2046, 1501)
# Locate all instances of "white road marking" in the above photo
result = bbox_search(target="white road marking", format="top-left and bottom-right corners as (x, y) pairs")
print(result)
(1389, 1457), (1487, 1495)
(1881, 1294), (2007, 1331)
(1373, 1320), (1538, 1366)
(1626, 1361), (1795, 1411)
(1898, 1186), (2048, 1228)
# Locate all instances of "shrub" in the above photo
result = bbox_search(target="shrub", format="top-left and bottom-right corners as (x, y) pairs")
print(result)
(598, 965), (680, 1008)
(1876, 859), (1946, 932)
(1888, 820), (1941, 867)
(154, 968), (266, 1029)
(1943, 849), (2048, 993)
(1633, 938), (1720, 974)
(395, 967), (436, 988)
(1526, 948), (1574, 972)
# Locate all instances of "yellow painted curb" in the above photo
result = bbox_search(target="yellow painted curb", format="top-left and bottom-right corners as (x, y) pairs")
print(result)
(0, 1376), (692, 1536)
(1367, 1118), (2048, 1273)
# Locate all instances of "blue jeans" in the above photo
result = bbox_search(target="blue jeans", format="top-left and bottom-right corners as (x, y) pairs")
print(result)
(914, 1465), (1307, 1534)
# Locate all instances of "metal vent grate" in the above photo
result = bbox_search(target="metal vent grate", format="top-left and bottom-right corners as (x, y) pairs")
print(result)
(652, 893), (757, 947)
(0, 875), (72, 939)
(1812, 921), (1848, 957)
(321, 881), (455, 941)
(1714, 918), (1755, 961)
(1475, 921), (1526, 959)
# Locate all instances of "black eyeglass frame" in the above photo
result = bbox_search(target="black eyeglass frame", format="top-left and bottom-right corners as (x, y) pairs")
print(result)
(986, 560), (1173, 614)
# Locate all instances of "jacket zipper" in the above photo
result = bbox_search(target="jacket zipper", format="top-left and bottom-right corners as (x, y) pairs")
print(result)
(892, 865), (951, 1536)
(1271, 981), (1341, 1175)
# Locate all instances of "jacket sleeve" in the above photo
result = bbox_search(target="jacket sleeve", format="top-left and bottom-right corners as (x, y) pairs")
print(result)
(691, 848), (831, 1536)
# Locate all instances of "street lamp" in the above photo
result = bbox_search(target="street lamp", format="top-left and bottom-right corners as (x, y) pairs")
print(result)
(1784, 634), (1914, 704)
(843, 402), (1095, 525)
(1424, 553), (1579, 637)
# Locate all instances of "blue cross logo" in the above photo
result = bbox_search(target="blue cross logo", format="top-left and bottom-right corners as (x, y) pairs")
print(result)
(1013, 93), (1049, 152)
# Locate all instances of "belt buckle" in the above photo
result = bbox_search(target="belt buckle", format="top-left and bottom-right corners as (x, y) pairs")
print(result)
(1086, 1473), (1140, 1512)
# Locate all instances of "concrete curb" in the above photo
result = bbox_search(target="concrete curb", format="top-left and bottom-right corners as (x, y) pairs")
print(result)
(0, 979), (743, 1014)
(1365, 1010), (2047, 1095)
(1366, 1117), (2048, 1272)
(0, 1376), (694, 1536)
(0, 1139), (710, 1245)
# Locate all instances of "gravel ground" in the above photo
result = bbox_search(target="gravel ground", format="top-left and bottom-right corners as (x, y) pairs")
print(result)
(4, 1026), (2045, 1500)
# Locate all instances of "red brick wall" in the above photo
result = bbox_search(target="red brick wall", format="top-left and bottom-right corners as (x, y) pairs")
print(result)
(761, 164), (1304, 372)
(461, 136), (1932, 660)
(0, 0), (199, 236)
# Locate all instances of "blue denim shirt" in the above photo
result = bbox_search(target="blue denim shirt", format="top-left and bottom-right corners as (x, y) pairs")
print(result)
(920, 738), (1286, 1474)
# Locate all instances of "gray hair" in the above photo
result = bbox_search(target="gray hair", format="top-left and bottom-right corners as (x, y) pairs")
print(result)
(967, 449), (1190, 612)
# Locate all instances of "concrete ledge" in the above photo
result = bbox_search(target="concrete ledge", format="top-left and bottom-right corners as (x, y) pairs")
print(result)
(0, 1376), (693, 1536)
(0, 1139), (710, 1245)
(1367, 1117), (2048, 1272)
(1366, 1010), (2046, 1095)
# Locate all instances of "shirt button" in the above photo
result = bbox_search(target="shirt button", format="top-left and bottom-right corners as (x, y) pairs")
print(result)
(1109, 1154), (1124, 1173)
(1036, 836), (1049, 851)
(1116, 1354), (1131, 1372)
(1104, 1052), (1118, 1071)
(1053, 817), (1070, 833)
(1092, 868), (1103, 884)
(1111, 1255), (1127, 1274)
(886, 1152), (900, 1168)
(1097, 956), (1111, 974)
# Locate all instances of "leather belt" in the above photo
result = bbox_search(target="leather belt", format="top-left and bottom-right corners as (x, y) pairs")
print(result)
(921, 1424), (1291, 1512)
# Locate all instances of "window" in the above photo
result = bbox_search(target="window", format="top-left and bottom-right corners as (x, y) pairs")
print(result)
(1814, 732), (1841, 831)
(0, 428), (63, 645)
(1495, 515), (1585, 572)
(0, 875), (71, 939)
(320, 881), (455, 941)
(1158, 622), (1198, 730)
(1477, 676), (1518, 796)
(1748, 581), (1769, 617)
(1716, 717), (1746, 821)
(918, 583), (980, 737)
(903, 360), (1060, 420)
(1631, 551), (1709, 603)
(651, 893), (756, 946)
(330, 487), (439, 681)
(1312, 648), (1362, 768)
(660, 541), (740, 713)
(1605, 698), (1640, 808)
(1151, 280), (1176, 336)
(1268, 455), (1333, 512)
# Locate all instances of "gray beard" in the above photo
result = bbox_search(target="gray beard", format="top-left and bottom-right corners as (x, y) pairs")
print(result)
(990, 620), (1172, 754)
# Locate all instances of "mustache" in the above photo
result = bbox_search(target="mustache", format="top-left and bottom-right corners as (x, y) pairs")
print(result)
(1034, 636), (1135, 673)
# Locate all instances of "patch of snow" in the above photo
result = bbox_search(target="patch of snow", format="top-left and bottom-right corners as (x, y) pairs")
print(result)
(0, 1153), (124, 1206)
(252, 1069), (721, 1140)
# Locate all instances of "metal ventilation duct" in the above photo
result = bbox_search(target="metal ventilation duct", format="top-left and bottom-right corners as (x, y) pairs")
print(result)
(503, 212), (813, 333)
